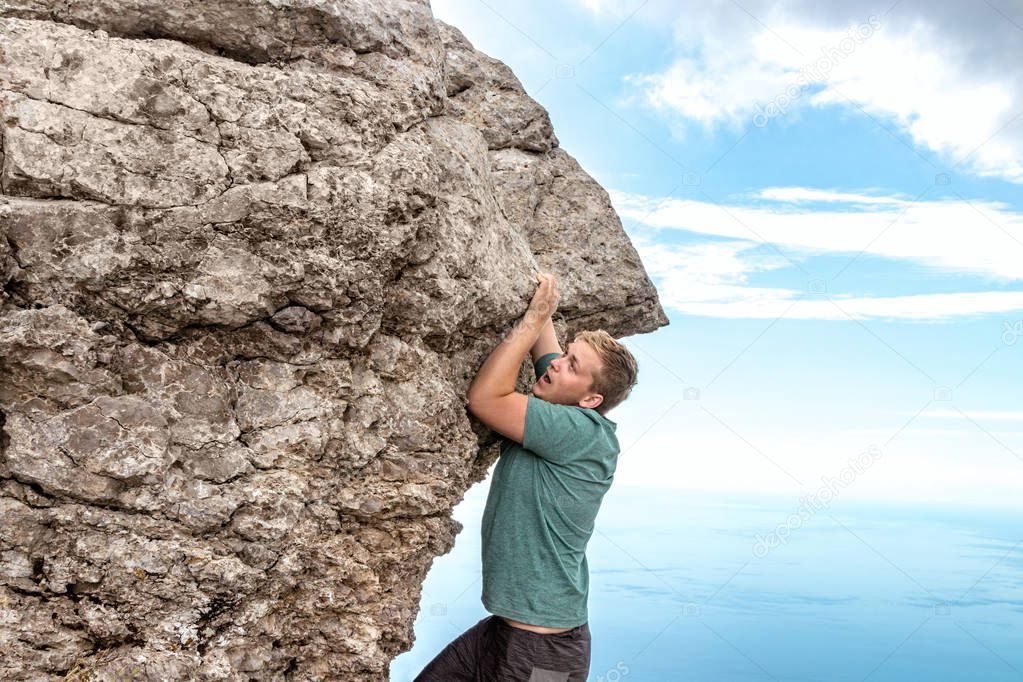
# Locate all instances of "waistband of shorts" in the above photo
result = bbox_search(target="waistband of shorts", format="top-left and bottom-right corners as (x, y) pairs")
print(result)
(493, 616), (589, 638)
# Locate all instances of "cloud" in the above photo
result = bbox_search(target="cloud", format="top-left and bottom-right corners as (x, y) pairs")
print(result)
(755, 187), (913, 206)
(631, 237), (800, 316)
(920, 409), (1023, 422)
(577, 0), (632, 15)
(616, 188), (1023, 281)
(591, 0), (1023, 183)
(622, 187), (1023, 320)
(839, 428), (1006, 438)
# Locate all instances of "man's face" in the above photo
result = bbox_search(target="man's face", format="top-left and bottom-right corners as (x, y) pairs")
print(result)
(533, 341), (604, 410)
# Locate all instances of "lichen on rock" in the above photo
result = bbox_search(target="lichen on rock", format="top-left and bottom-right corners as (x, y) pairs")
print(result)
(0, 1), (667, 679)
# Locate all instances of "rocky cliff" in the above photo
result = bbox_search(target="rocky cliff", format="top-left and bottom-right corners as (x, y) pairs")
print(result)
(0, 1), (667, 678)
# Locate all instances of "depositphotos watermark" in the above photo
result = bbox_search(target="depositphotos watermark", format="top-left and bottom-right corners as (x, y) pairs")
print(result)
(752, 444), (883, 558)
(1003, 320), (1022, 346)
(753, 15), (882, 127)
(595, 661), (630, 682)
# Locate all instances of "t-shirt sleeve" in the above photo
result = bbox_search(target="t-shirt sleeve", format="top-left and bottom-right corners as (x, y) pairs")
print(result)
(533, 352), (561, 380)
(494, 353), (561, 456)
(522, 394), (603, 465)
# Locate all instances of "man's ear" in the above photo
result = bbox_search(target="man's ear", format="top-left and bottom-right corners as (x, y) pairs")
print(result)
(579, 393), (603, 410)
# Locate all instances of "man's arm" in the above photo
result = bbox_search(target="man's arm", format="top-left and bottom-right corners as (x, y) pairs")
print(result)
(530, 317), (562, 366)
(467, 273), (559, 444)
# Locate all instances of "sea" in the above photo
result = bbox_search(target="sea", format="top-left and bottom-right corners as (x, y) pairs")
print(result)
(389, 482), (1022, 681)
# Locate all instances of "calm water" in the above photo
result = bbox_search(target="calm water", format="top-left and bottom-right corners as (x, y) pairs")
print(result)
(390, 483), (1022, 681)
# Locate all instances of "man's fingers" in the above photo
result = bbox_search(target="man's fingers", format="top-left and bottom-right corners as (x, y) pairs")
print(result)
(533, 272), (557, 284)
(532, 272), (559, 305)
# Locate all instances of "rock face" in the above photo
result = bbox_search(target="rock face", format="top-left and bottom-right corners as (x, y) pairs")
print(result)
(0, 1), (667, 679)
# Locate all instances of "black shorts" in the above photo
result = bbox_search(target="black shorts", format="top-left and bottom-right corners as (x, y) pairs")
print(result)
(412, 615), (591, 682)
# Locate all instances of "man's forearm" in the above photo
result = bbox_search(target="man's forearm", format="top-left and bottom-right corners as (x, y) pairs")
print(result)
(530, 317), (560, 365)
(468, 312), (546, 403)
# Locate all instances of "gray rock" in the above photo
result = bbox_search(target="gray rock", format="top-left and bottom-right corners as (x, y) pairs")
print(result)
(0, 1), (667, 679)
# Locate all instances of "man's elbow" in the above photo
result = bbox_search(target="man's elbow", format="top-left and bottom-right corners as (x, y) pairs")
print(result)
(466, 391), (504, 414)
(466, 392), (489, 414)
(466, 387), (481, 410)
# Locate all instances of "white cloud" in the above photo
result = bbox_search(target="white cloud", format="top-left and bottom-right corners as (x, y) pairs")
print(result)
(609, 1), (1023, 183)
(623, 187), (1023, 320)
(839, 428), (988, 438)
(577, 0), (632, 15)
(919, 409), (1023, 422)
(617, 188), (1023, 281)
(755, 187), (912, 206)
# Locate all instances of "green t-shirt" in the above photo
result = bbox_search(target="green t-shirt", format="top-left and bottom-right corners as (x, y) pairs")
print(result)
(480, 351), (620, 628)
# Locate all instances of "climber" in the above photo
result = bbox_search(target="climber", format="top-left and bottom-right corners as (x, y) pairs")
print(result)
(414, 272), (639, 682)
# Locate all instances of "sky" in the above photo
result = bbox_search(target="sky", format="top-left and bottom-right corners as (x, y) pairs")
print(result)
(431, 0), (1023, 508)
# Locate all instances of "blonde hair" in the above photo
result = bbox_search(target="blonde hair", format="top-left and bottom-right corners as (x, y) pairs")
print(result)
(573, 329), (638, 415)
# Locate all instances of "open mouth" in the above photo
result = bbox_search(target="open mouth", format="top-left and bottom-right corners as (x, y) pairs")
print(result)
(542, 373), (552, 384)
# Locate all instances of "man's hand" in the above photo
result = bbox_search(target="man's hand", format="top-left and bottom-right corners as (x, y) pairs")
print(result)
(526, 272), (560, 323)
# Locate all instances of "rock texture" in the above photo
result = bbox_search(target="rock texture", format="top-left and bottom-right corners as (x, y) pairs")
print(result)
(0, 1), (667, 679)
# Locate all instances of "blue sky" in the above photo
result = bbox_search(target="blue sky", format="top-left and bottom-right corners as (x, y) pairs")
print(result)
(433, 0), (1023, 508)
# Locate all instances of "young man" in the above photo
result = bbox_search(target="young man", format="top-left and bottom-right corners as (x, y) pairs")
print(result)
(414, 272), (639, 681)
